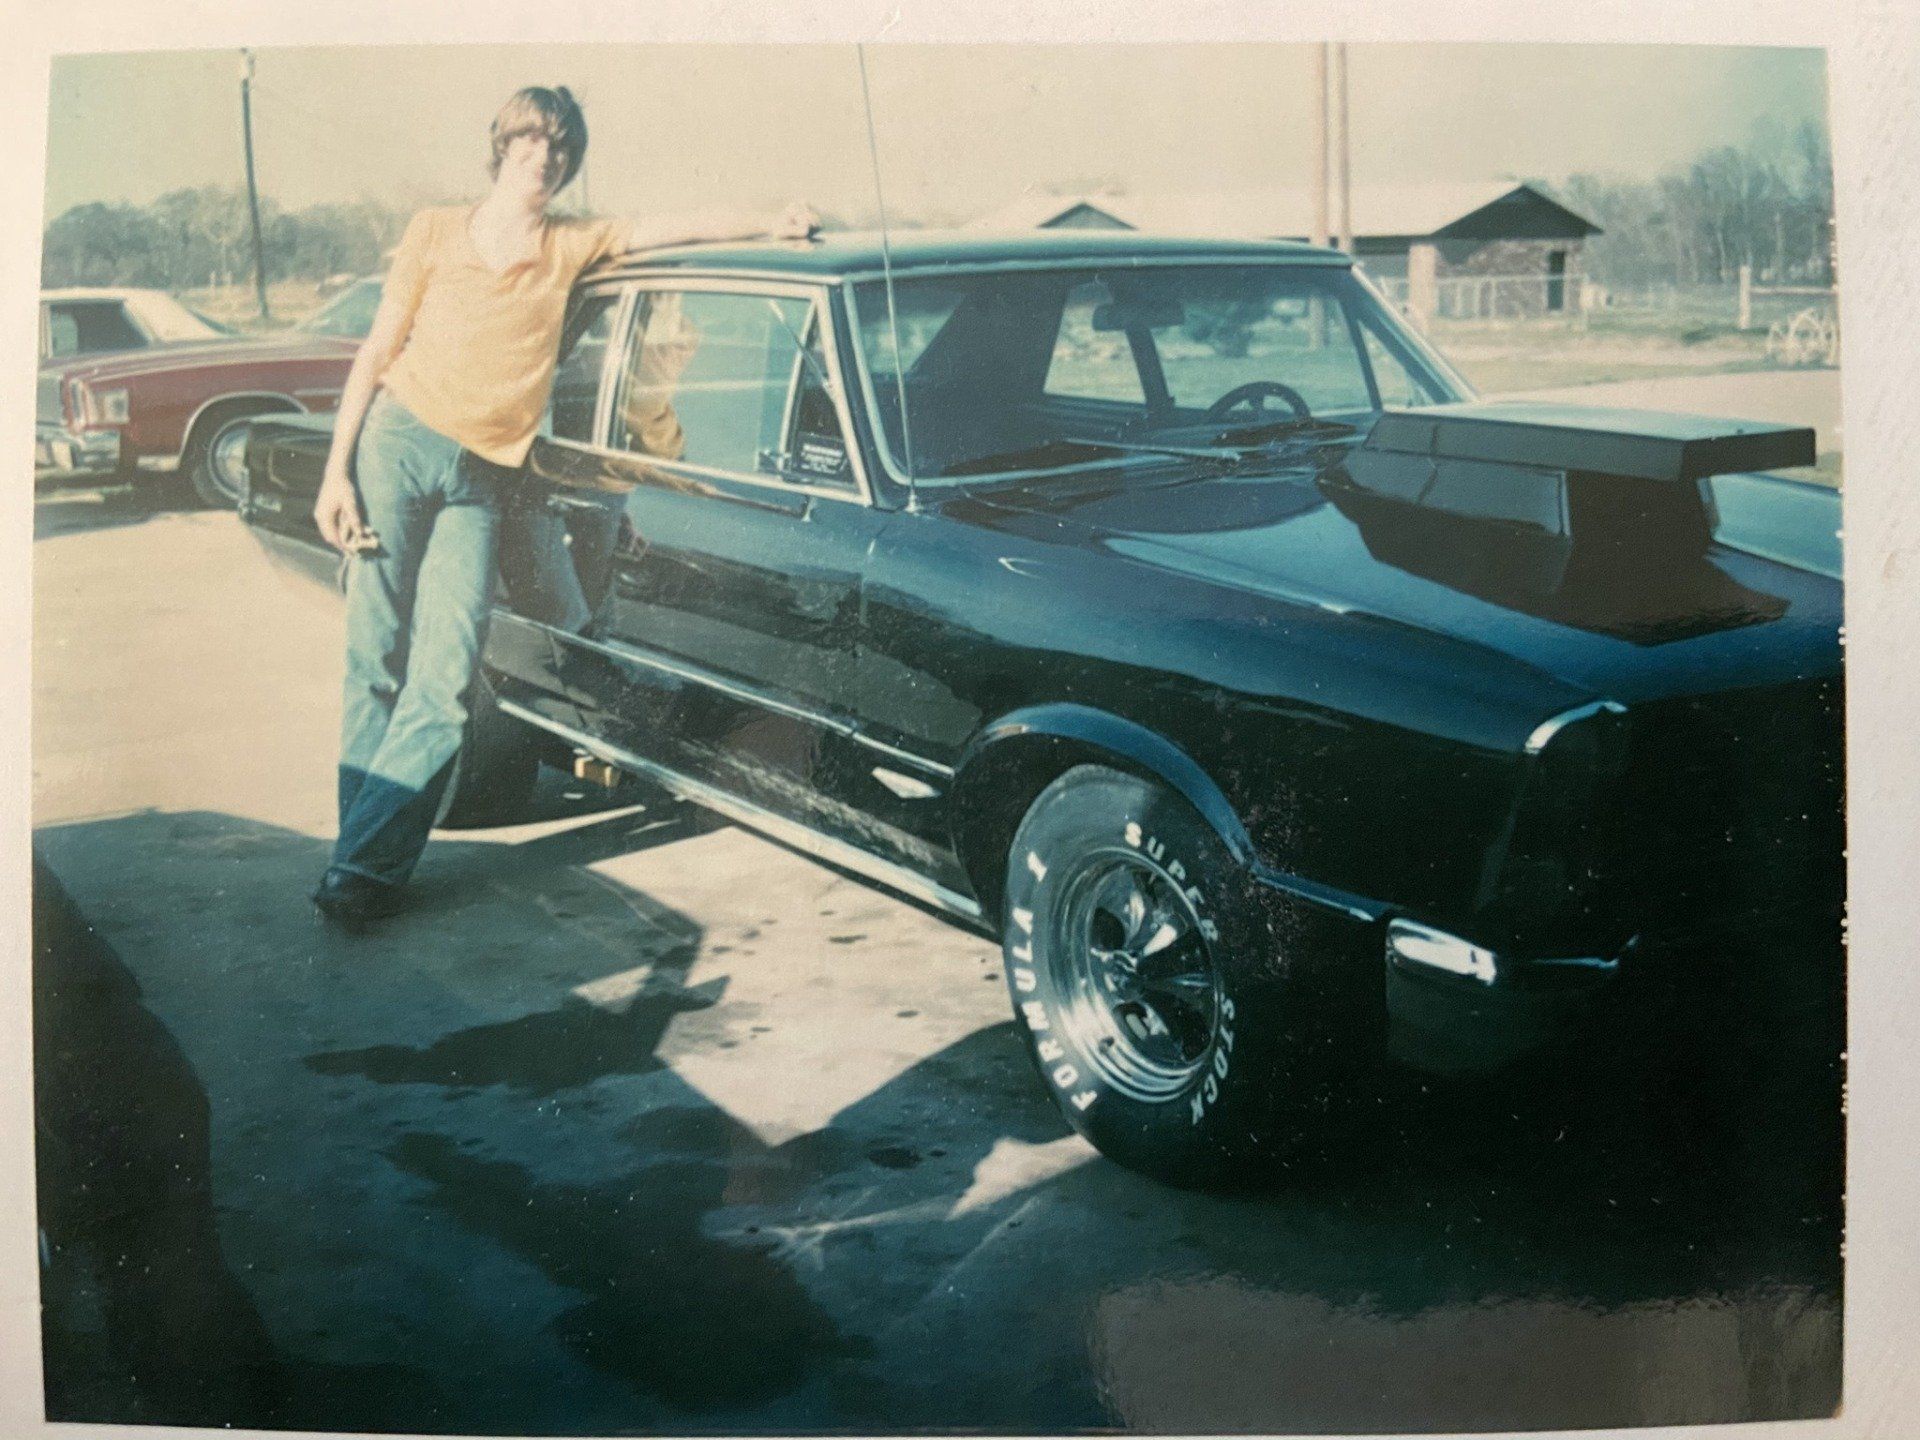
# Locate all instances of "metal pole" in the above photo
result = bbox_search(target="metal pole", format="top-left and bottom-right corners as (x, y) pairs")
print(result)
(1334, 43), (1352, 253)
(239, 49), (270, 321)
(1311, 44), (1329, 249)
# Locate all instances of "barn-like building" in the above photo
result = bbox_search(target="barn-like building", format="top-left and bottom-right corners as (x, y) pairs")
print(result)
(966, 182), (1602, 323)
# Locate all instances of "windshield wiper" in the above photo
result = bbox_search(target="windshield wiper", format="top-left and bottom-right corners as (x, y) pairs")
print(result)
(938, 437), (1222, 478)
(1091, 437), (1260, 461)
(1208, 415), (1360, 450)
(937, 425), (1357, 481)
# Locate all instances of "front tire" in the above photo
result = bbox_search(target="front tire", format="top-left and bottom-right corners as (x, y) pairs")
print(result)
(1001, 765), (1342, 1184)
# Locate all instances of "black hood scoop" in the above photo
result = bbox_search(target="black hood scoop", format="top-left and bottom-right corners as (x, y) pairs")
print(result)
(1327, 402), (1816, 645)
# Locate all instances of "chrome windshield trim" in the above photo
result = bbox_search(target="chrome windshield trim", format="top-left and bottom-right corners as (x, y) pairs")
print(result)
(1346, 264), (1480, 400)
(495, 697), (984, 924)
(842, 257), (1453, 493)
(1524, 699), (1628, 755)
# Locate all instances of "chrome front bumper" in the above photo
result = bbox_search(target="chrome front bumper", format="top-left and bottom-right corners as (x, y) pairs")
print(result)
(1384, 918), (1629, 1075)
(35, 423), (121, 482)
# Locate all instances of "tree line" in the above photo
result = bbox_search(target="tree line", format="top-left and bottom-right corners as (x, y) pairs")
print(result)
(43, 122), (1836, 296)
(1562, 120), (1834, 290)
(41, 187), (412, 290)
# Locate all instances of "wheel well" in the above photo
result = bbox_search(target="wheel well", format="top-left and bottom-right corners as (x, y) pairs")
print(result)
(182, 395), (301, 466)
(950, 734), (1149, 931)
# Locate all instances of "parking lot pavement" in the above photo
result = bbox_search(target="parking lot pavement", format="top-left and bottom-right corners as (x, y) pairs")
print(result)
(32, 488), (1843, 1433)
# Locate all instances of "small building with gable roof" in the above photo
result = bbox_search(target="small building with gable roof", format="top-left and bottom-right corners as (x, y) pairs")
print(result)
(967, 181), (1602, 322)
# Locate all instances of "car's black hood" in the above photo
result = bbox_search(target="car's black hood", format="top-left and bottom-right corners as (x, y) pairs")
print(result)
(964, 452), (1840, 704)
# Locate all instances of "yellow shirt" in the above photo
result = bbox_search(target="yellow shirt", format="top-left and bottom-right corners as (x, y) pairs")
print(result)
(378, 205), (634, 466)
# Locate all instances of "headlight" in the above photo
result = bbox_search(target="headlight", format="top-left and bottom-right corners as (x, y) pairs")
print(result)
(96, 389), (131, 425)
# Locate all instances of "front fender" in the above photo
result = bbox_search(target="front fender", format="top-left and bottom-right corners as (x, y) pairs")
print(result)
(958, 702), (1257, 866)
(949, 701), (1393, 935)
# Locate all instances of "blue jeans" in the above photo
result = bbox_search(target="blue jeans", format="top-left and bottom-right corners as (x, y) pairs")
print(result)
(332, 393), (507, 887)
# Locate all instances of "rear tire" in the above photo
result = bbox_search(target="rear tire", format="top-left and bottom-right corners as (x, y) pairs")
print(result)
(1000, 764), (1345, 1186)
(435, 668), (543, 829)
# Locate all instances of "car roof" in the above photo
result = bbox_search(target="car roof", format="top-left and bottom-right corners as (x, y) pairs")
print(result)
(591, 227), (1355, 281)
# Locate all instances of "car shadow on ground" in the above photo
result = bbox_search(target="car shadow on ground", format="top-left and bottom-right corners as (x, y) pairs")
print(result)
(33, 809), (1843, 1433)
(34, 482), (203, 541)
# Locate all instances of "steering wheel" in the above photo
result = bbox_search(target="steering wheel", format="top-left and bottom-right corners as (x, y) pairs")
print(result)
(1204, 379), (1312, 423)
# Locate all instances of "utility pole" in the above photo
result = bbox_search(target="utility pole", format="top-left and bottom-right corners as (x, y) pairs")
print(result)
(1333, 43), (1352, 254)
(1311, 43), (1330, 248)
(239, 48), (270, 321)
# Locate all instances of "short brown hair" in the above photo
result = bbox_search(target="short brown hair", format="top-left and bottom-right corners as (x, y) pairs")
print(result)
(488, 86), (588, 189)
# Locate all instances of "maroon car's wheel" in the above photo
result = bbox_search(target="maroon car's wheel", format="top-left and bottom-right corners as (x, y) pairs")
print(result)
(186, 408), (278, 509)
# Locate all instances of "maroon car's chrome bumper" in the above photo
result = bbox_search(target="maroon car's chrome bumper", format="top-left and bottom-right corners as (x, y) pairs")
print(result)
(35, 422), (121, 482)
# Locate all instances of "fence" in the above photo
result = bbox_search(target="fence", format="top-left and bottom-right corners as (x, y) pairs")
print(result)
(1375, 271), (1837, 358)
(1370, 273), (1586, 324)
(1736, 264), (1835, 330)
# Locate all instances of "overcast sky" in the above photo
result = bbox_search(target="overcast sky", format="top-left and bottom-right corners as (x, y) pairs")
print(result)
(43, 43), (1828, 225)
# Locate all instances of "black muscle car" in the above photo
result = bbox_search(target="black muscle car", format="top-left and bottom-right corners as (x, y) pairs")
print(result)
(238, 231), (1843, 1182)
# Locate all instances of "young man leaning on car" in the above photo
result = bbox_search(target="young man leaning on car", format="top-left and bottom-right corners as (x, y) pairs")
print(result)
(309, 84), (816, 926)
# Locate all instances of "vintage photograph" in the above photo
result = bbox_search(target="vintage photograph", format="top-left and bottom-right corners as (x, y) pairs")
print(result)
(31, 39), (1845, 1433)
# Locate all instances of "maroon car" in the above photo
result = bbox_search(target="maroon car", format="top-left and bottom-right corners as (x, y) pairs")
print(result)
(35, 277), (381, 506)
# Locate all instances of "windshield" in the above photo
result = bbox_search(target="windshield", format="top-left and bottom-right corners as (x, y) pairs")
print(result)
(123, 292), (231, 342)
(299, 278), (382, 339)
(850, 263), (1468, 485)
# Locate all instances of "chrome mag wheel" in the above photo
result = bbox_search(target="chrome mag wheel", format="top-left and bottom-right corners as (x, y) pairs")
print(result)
(1051, 848), (1224, 1101)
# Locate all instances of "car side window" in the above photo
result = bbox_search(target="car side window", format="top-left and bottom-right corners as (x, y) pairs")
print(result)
(607, 290), (819, 480)
(49, 302), (145, 356)
(779, 314), (857, 488)
(549, 292), (620, 444)
(76, 302), (146, 352)
(46, 309), (81, 357)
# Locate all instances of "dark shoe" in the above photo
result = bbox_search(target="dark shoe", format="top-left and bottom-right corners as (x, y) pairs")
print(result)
(310, 868), (407, 927)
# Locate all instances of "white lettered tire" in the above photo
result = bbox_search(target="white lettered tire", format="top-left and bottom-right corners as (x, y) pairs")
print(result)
(1002, 764), (1328, 1184)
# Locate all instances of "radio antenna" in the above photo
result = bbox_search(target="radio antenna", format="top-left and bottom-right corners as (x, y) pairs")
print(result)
(856, 44), (916, 508)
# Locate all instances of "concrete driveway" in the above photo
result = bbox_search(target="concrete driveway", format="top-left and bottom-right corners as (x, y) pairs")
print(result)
(31, 486), (1843, 1433)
